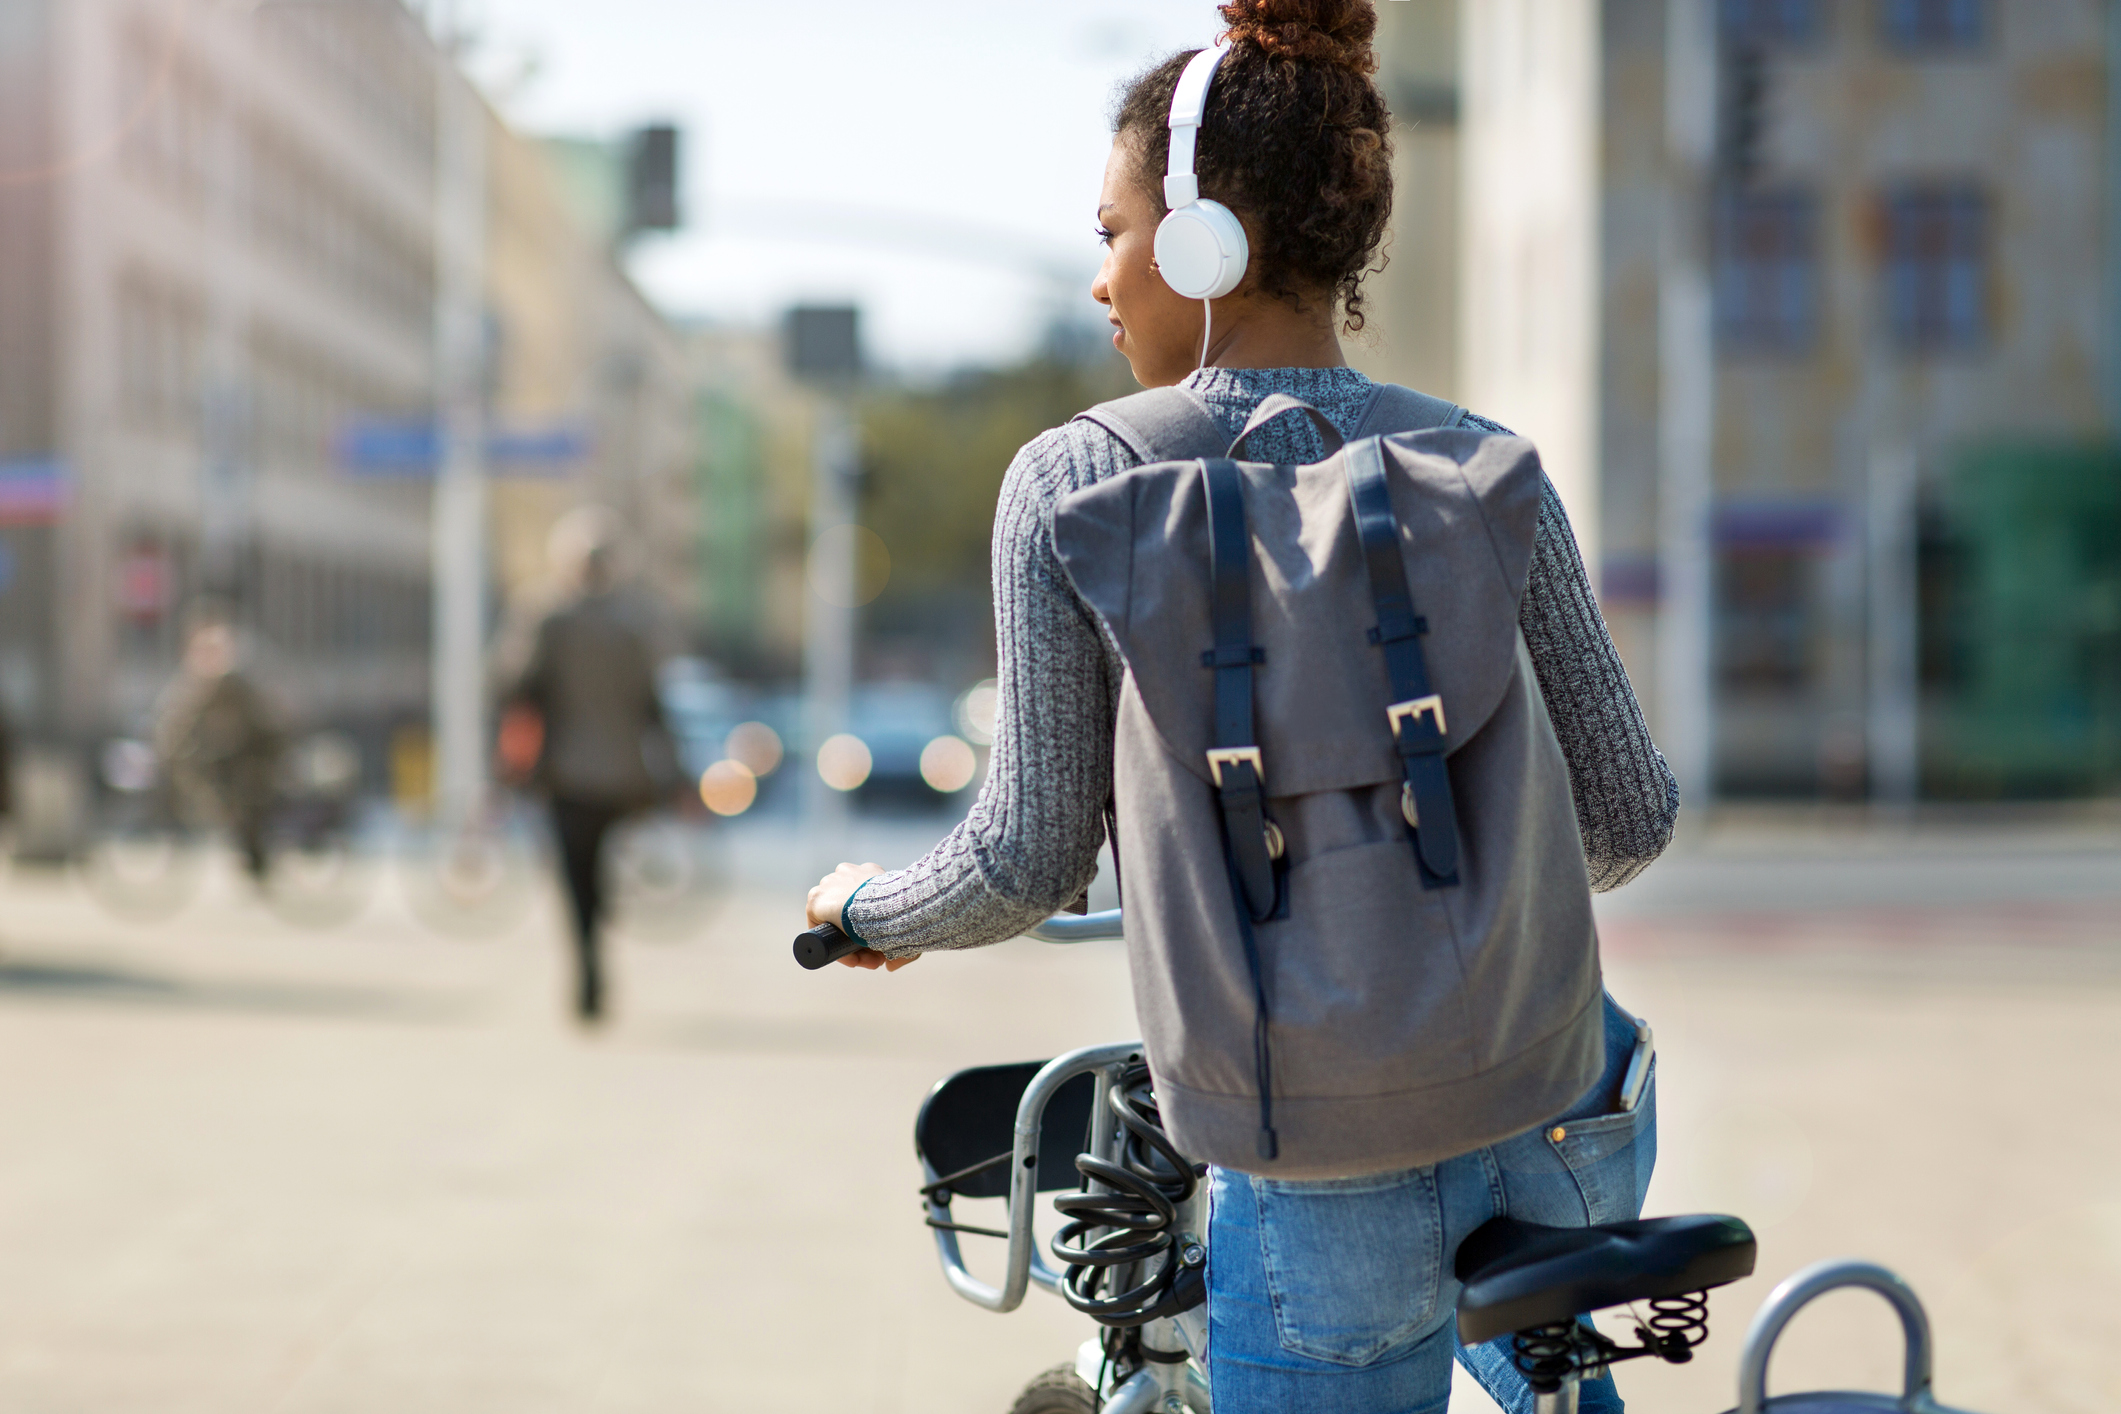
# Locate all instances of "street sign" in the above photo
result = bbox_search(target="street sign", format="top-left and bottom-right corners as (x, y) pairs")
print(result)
(0, 458), (70, 524)
(335, 419), (592, 477)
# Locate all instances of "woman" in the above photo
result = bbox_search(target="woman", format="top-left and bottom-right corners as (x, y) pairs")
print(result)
(806, 2), (1678, 1410)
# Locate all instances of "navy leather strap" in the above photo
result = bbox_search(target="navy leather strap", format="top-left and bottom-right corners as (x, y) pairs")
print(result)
(1223, 859), (1280, 1162)
(1200, 458), (1279, 921)
(1344, 438), (1461, 887)
(1200, 458), (1281, 1161)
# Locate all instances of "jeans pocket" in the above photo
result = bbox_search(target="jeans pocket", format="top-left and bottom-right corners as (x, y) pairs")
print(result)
(1254, 1167), (1444, 1366)
(1547, 1061), (1657, 1224)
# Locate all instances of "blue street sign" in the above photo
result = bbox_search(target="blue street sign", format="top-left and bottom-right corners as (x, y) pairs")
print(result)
(336, 420), (593, 477)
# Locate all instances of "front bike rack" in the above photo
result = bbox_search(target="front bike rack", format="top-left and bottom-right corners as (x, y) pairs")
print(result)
(918, 908), (1129, 1313)
(922, 1040), (1145, 1314)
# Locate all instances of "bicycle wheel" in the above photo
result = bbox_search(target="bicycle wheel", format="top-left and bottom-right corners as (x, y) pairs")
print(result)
(606, 813), (726, 943)
(262, 829), (372, 929)
(399, 815), (541, 938)
(1007, 1365), (1098, 1414)
(76, 821), (206, 922)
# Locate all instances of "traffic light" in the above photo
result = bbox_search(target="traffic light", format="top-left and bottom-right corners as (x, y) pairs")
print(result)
(785, 306), (862, 382)
(625, 124), (680, 234)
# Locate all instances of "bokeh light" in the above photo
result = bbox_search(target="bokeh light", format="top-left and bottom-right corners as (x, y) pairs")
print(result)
(699, 759), (758, 816)
(806, 525), (892, 608)
(954, 678), (999, 745)
(99, 738), (158, 793)
(724, 721), (783, 776)
(919, 734), (979, 793)
(816, 733), (873, 792)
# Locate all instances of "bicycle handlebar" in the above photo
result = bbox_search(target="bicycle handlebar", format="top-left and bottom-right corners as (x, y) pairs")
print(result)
(794, 909), (1124, 970)
(793, 921), (865, 969)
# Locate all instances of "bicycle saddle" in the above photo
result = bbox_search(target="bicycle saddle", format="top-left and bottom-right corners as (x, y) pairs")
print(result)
(1455, 1214), (1757, 1343)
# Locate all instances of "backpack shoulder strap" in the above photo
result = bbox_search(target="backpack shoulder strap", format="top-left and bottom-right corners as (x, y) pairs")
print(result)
(1072, 386), (1230, 465)
(1351, 382), (1466, 440)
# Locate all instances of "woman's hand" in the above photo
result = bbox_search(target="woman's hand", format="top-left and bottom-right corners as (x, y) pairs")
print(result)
(806, 862), (919, 972)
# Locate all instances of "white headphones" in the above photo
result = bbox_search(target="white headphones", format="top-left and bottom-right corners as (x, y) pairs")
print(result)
(1154, 42), (1249, 302)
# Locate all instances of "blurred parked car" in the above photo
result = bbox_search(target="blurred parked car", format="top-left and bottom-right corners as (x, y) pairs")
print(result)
(836, 682), (980, 806)
(658, 657), (747, 784)
(656, 657), (795, 816)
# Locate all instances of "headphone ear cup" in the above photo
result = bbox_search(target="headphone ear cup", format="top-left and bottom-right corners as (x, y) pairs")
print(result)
(1154, 199), (1249, 301)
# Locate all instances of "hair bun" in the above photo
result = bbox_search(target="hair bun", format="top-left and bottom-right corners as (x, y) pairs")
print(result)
(1217, 0), (1377, 74)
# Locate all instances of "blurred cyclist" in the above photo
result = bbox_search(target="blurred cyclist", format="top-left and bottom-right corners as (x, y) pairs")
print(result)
(156, 606), (284, 881)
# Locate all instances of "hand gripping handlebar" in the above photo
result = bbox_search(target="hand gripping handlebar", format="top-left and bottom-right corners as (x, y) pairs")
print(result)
(793, 909), (1125, 969)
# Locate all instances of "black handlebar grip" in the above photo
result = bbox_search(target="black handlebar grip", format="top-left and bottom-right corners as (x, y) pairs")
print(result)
(794, 921), (865, 970)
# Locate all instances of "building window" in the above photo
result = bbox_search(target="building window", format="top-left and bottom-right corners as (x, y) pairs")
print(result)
(1715, 188), (1821, 354)
(1880, 0), (1986, 52)
(1721, 0), (1823, 47)
(1717, 551), (1818, 694)
(1881, 185), (1990, 353)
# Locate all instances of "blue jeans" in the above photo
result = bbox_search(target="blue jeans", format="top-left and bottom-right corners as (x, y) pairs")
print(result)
(1204, 995), (1657, 1414)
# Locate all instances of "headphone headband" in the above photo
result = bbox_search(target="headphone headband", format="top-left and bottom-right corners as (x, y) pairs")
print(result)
(1154, 39), (1248, 308)
(1163, 43), (1230, 210)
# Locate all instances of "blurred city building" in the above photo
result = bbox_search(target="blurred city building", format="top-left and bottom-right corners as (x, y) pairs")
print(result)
(0, 0), (439, 758)
(682, 322), (828, 682)
(486, 121), (696, 642)
(1360, 0), (2121, 803)
(0, 0), (698, 842)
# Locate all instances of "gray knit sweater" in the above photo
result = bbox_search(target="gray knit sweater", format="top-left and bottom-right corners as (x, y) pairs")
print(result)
(847, 366), (1678, 955)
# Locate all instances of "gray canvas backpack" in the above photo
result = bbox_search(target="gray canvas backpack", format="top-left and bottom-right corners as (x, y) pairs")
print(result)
(1053, 383), (1603, 1179)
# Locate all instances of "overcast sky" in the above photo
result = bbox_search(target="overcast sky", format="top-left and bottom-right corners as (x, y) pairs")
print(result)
(465, 0), (1223, 372)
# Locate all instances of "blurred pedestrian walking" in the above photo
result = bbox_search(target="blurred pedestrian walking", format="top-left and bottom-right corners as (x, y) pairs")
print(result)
(505, 507), (677, 1023)
(155, 608), (284, 881)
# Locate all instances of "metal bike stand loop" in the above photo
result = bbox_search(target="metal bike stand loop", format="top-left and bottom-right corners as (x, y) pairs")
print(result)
(1727, 1259), (1982, 1414)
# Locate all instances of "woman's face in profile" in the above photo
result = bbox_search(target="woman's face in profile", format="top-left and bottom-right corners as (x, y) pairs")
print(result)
(1092, 135), (1208, 389)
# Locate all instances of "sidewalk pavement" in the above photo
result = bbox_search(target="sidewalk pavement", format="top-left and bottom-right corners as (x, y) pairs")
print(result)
(0, 815), (2114, 1414)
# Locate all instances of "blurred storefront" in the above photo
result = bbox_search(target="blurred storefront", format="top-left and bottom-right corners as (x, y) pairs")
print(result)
(1360, 0), (2120, 802)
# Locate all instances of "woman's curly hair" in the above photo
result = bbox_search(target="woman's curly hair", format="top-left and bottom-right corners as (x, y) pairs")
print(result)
(1114, 0), (1393, 332)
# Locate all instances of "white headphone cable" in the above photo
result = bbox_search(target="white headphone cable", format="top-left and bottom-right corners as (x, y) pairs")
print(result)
(1199, 297), (1214, 371)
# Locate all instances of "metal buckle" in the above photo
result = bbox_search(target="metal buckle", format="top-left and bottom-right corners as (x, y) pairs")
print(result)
(1386, 694), (1447, 738)
(1205, 746), (1263, 789)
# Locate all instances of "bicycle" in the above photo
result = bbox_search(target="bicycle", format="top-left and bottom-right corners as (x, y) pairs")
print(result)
(795, 911), (1987, 1414)
(78, 733), (371, 928)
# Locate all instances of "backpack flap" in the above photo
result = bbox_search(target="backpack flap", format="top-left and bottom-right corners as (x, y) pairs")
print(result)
(1052, 427), (1545, 800)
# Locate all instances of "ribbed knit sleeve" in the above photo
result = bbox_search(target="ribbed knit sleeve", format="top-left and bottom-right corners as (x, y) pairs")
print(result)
(1461, 412), (1680, 889)
(845, 370), (1678, 955)
(842, 421), (1134, 954)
